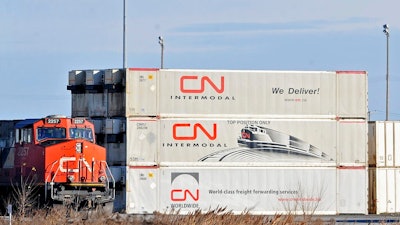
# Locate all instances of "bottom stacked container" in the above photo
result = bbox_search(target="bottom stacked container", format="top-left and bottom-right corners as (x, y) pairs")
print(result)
(126, 165), (368, 215)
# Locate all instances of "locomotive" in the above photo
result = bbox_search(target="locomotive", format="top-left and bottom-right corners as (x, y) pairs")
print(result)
(0, 115), (115, 211)
(237, 124), (331, 160)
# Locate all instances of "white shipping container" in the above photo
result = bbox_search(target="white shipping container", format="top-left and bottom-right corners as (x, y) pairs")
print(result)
(338, 120), (368, 166)
(125, 69), (157, 116)
(337, 166), (368, 214)
(124, 69), (367, 118)
(337, 71), (368, 117)
(368, 121), (400, 167)
(126, 118), (367, 166)
(70, 69), (367, 118)
(126, 166), (368, 215)
(126, 164), (158, 214)
(368, 168), (400, 214)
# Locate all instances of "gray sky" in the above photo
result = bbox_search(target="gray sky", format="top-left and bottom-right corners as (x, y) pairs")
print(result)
(1, 0), (399, 120)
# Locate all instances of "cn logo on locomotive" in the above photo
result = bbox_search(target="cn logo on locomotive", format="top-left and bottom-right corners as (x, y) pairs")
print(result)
(59, 157), (92, 173)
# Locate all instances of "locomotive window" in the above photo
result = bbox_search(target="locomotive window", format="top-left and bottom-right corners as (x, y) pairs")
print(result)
(25, 128), (32, 143)
(37, 128), (66, 141)
(16, 128), (33, 143)
(69, 128), (93, 142)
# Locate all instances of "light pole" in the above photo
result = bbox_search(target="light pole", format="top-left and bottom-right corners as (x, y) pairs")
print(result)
(383, 24), (389, 121)
(158, 36), (164, 69)
(123, 0), (127, 69)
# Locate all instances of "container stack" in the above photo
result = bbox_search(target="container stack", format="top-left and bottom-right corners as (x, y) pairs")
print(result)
(68, 69), (127, 211)
(68, 68), (369, 215)
(368, 121), (400, 214)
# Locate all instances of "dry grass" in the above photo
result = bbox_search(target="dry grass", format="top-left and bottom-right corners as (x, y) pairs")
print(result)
(0, 207), (335, 225)
(152, 207), (331, 225)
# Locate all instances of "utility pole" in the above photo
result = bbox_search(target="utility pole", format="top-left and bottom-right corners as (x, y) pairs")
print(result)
(383, 24), (389, 121)
(158, 36), (164, 69)
(123, 0), (127, 69)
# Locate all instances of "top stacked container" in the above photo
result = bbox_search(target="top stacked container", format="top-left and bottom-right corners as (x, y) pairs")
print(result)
(69, 69), (367, 119)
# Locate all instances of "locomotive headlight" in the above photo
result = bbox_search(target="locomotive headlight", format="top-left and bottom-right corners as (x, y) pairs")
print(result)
(67, 175), (75, 182)
(99, 176), (106, 182)
(75, 142), (82, 153)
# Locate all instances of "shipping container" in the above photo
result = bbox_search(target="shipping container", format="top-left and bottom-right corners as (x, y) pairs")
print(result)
(68, 70), (85, 86)
(89, 92), (118, 118)
(104, 69), (124, 86)
(105, 142), (126, 166)
(368, 121), (400, 167)
(90, 118), (104, 134)
(369, 167), (400, 214)
(338, 166), (368, 214)
(71, 92), (125, 118)
(69, 69), (367, 119)
(71, 93), (88, 117)
(126, 165), (367, 215)
(151, 70), (367, 119)
(105, 118), (126, 134)
(368, 121), (400, 214)
(126, 164), (158, 214)
(85, 70), (103, 86)
(126, 118), (367, 166)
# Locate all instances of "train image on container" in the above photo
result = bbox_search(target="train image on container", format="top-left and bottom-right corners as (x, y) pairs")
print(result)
(237, 125), (332, 160)
(0, 115), (115, 211)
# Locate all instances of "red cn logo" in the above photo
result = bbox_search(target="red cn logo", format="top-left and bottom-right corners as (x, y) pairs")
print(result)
(171, 189), (200, 201)
(180, 76), (225, 93)
(173, 123), (217, 140)
(170, 172), (200, 202)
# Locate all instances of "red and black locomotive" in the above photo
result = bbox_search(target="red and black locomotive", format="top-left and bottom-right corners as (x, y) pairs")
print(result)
(0, 115), (114, 210)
